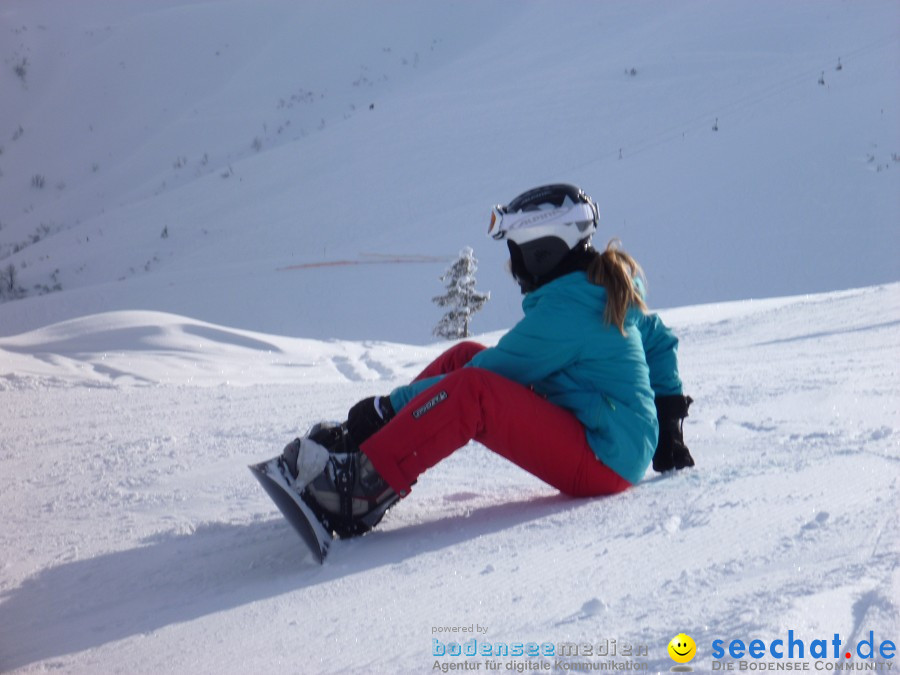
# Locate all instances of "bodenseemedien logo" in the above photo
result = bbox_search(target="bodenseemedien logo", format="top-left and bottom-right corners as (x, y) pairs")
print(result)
(668, 633), (697, 672)
(430, 633), (651, 671)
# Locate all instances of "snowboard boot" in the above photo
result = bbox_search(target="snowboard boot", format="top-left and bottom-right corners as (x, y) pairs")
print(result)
(286, 422), (399, 539)
(281, 428), (331, 487)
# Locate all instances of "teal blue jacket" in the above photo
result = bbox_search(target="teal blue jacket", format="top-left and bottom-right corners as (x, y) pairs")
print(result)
(389, 272), (683, 484)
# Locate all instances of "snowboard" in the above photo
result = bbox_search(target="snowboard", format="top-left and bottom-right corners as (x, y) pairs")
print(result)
(249, 457), (332, 563)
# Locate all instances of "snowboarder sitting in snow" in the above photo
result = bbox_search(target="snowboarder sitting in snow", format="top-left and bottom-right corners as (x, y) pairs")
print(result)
(282, 183), (694, 538)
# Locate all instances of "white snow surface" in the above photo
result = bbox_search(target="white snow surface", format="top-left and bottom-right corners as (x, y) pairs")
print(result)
(2, 284), (898, 673)
(1, 0), (899, 673)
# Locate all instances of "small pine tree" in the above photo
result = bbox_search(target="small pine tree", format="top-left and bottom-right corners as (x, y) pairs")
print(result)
(0, 263), (23, 300)
(432, 247), (490, 340)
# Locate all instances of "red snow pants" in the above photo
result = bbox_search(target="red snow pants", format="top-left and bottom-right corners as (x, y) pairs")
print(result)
(360, 341), (630, 498)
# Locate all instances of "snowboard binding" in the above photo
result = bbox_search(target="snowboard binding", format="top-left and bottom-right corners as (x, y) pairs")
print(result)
(284, 422), (400, 539)
(251, 419), (401, 563)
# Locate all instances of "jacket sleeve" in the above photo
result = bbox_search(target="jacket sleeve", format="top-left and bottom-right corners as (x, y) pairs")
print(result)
(636, 312), (683, 396)
(388, 374), (444, 412)
(465, 294), (581, 385)
(388, 295), (578, 411)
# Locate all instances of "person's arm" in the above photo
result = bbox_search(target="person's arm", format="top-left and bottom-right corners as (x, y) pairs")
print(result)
(389, 295), (579, 411)
(636, 311), (695, 472)
(635, 312), (682, 396)
(388, 375), (444, 411)
(466, 295), (581, 385)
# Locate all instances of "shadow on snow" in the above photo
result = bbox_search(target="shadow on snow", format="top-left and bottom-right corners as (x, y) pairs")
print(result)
(0, 493), (573, 670)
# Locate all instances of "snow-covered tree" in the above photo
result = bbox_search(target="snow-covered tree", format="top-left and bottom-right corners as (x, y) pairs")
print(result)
(432, 246), (490, 340)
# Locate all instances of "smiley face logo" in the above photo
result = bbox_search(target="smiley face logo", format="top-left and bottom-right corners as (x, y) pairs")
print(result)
(667, 633), (696, 664)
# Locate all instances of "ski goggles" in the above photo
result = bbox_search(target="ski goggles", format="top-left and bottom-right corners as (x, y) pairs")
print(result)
(488, 201), (598, 242)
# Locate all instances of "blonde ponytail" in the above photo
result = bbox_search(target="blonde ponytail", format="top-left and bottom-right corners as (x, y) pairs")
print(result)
(586, 240), (647, 334)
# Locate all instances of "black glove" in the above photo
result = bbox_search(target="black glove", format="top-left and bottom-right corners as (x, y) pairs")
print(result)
(346, 396), (396, 446)
(652, 395), (695, 472)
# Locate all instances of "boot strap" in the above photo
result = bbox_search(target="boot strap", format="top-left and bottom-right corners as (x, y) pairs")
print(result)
(333, 453), (357, 523)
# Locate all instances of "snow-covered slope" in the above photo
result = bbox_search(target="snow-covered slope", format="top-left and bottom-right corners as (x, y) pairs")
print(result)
(1, 283), (898, 673)
(1, 1), (898, 672)
(1, 1), (898, 342)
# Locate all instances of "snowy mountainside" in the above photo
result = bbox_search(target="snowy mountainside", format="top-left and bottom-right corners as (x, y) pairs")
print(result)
(1, 283), (898, 673)
(1, 1), (898, 343)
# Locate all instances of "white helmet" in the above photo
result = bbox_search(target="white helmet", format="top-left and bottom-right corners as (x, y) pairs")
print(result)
(488, 183), (599, 290)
